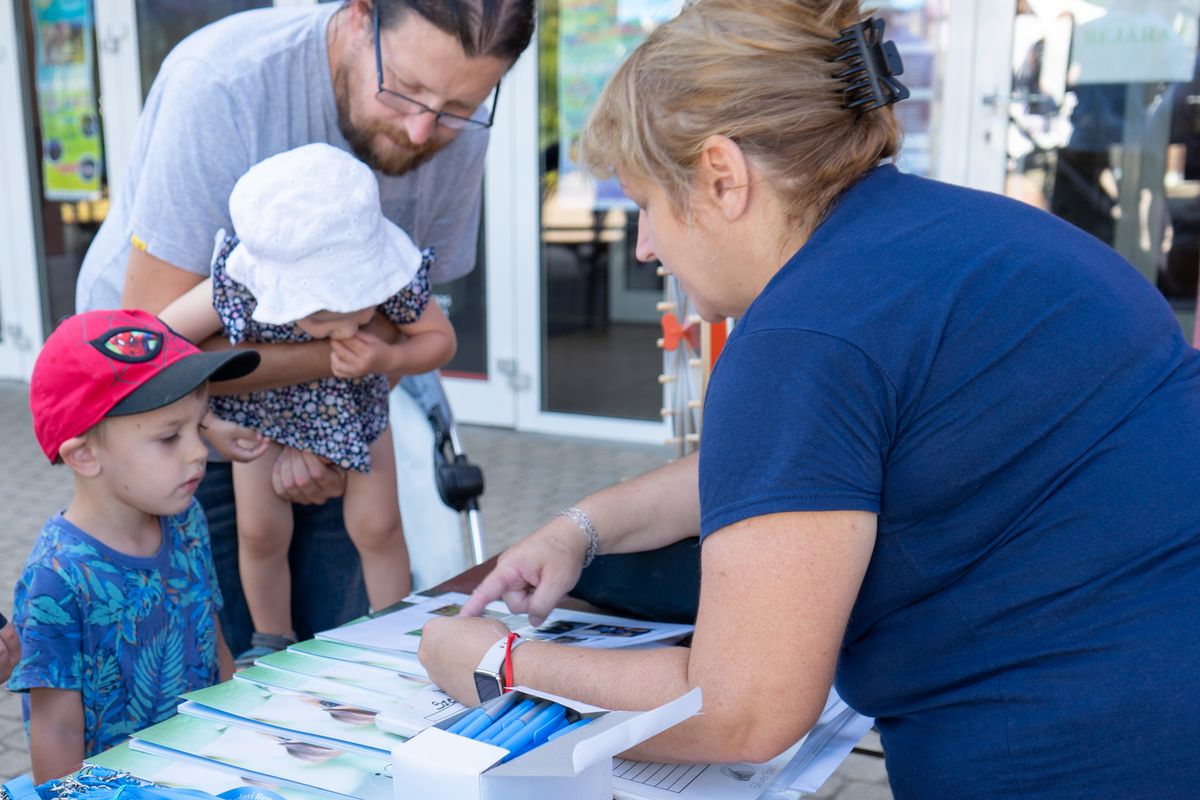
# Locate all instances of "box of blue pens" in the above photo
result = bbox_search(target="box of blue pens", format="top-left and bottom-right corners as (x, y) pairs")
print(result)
(389, 685), (701, 800)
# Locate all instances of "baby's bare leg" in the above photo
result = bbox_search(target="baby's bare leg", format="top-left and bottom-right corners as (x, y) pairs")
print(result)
(234, 442), (296, 638)
(344, 427), (412, 609)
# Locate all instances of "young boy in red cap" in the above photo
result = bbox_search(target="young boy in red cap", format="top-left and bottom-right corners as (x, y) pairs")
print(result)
(11, 309), (263, 782)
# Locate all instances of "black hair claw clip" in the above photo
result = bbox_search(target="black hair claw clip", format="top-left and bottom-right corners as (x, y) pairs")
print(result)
(833, 18), (910, 113)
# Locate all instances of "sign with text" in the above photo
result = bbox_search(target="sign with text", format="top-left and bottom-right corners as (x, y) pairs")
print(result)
(1071, 1), (1200, 84)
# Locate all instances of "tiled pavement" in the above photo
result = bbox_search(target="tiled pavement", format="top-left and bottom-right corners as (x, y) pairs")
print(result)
(0, 379), (890, 797)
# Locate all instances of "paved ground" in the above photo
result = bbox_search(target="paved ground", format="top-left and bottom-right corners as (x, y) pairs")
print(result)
(0, 379), (890, 797)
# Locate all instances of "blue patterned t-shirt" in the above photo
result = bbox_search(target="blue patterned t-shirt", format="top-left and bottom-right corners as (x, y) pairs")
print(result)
(9, 500), (223, 756)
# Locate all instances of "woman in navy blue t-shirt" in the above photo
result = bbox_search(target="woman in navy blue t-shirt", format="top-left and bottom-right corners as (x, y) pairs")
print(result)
(419, 1), (1200, 796)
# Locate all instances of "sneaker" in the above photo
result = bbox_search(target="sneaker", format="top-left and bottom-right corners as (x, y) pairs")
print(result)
(234, 631), (296, 669)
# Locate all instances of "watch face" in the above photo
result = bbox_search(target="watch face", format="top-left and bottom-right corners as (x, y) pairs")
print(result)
(474, 671), (502, 703)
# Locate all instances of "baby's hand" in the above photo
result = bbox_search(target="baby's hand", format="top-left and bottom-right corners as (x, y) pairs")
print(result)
(200, 411), (270, 462)
(330, 331), (395, 379)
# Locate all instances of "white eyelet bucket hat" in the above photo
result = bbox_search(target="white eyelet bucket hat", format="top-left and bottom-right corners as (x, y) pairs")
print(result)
(224, 142), (422, 325)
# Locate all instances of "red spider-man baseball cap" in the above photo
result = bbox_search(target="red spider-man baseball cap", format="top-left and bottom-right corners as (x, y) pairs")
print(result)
(30, 309), (260, 462)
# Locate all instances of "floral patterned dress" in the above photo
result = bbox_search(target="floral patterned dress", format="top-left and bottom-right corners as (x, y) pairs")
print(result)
(208, 234), (433, 472)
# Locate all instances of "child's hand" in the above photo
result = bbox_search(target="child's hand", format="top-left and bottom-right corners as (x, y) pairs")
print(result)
(0, 617), (20, 684)
(200, 411), (270, 462)
(330, 331), (396, 379)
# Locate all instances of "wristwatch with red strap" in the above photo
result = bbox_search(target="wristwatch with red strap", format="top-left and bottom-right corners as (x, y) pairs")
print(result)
(473, 632), (522, 702)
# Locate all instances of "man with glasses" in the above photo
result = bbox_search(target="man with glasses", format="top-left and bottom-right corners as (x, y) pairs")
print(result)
(75, 0), (535, 661)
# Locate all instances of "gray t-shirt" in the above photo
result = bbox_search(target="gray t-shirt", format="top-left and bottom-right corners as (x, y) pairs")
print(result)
(77, 4), (487, 312)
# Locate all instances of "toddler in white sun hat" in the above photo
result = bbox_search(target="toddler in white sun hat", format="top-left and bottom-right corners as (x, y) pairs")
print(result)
(161, 142), (456, 663)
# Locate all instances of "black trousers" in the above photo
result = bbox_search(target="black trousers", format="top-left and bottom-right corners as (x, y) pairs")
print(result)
(569, 537), (701, 624)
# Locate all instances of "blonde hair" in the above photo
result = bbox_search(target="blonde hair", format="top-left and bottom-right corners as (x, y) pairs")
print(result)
(577, 0), (902, 237)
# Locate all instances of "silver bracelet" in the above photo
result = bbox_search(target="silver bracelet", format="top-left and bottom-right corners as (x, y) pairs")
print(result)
(559, 506), (599, 569)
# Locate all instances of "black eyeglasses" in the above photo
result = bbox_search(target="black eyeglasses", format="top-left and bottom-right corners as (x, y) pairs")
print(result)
(373, 5), (500, 131)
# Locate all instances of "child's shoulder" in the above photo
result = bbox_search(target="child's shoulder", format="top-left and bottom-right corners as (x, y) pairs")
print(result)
(17, 516), (95, 596)
(380, 248), (435, 324)
(211, 231), (240, 272)
(27, 514), (95, 566)
(391, 247), (435, 298)
(210, 233), (251, 305)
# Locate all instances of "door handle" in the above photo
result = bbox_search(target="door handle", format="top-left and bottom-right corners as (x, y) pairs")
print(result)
(981, 91), (1005, 110)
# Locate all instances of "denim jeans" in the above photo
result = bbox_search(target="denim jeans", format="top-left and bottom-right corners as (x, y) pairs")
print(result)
(196, 462), (369, 655)
(569, 537), (701, 624)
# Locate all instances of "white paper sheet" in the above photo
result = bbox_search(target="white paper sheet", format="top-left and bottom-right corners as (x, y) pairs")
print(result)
(317, 592), (694, 655)
(610, 689), (874, 800)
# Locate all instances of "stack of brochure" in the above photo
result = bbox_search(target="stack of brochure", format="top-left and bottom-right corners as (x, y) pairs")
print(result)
(79, 592), (872, 800)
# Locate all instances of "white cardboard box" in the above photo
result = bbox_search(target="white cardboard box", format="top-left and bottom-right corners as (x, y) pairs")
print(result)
(390, 686), (702, 800)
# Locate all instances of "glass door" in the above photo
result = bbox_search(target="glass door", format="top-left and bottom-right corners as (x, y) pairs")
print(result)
(14, 0), (109, 332)
(439, 68), (526, 428)
(995, 0), (1200, 340)
(3, 0), (274, 348)
(506, 0), (978, 442)
(524, 0), (676, 442)
(875, 0), (954, 179)
(0, 0), (44, 379)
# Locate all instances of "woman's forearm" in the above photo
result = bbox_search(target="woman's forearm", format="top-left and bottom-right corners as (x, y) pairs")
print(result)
(507, 639), (800, 764)
(575, 451), (701, 556)
(440, 510), (874, 764)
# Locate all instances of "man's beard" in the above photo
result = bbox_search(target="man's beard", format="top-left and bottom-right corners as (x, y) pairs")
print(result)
(334, 66), (444, 176)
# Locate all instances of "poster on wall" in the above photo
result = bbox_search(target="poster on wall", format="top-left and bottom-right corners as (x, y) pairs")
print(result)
(556, 0), (684, 209)
(1070, 0), (1200, 85)
(32, 0), (104, 201)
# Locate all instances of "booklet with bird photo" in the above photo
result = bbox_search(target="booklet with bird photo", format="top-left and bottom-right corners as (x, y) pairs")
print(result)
(87, 742), (332, 800)
(129, 714), (392, 800)
(181, 676), (403, 755)
(253, 648), (430, 700)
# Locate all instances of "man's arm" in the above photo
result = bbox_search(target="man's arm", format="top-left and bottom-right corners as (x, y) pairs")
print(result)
(28, 688), (85, 783)
(121, 247), (206, 314)
(121, 247), (337, 395)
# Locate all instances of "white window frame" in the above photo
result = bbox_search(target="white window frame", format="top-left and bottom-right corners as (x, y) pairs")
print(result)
(0, 1), (46, 379)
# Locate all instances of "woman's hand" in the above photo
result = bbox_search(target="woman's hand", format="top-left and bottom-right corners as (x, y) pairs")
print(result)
(459, 516), (589, 626)
(200, 411), (270, 462)
(418, 616), (511, 705)
(271, 446), (346, 504)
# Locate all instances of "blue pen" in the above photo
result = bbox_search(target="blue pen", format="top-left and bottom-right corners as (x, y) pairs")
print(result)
(474, 699), (535, 742)
(546, 716), (594, 742)
(447, 706), (487, 735)
(458, 714), (494, 740)
(451, 695), (516, 738)
(482, 700), (552, 745)
(498, 705), (568, 761)
(493, 702), (566, 751)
